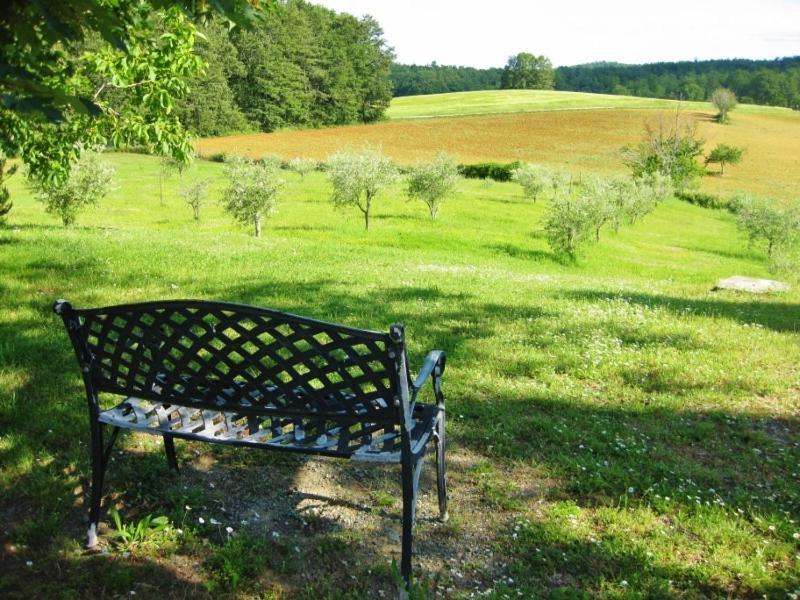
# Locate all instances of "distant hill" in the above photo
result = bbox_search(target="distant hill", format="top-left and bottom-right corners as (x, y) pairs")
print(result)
(391, 57), (800, 109)
(556, 57), (800, 108)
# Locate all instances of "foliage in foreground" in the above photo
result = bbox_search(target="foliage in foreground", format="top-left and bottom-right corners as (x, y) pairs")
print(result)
(31, 151), (115, 226)
(0, 150), (17, 223)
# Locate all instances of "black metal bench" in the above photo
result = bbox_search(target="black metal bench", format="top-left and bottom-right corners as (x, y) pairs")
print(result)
(54, 299), (447, 589)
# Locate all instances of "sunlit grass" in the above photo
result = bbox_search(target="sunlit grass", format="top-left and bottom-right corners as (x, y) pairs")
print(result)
(1, 153), (798, 597)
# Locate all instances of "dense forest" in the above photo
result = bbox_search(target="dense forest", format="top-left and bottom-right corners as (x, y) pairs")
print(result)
(391, 57), (800, 109)
(175, 0), (394, 136)
(391, 63), (504, 97)
(556, 57), (800, 108)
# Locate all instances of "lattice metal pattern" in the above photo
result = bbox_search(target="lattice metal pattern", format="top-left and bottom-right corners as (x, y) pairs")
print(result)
(97, 397), (438, 461)
(72, 301), (399, 423)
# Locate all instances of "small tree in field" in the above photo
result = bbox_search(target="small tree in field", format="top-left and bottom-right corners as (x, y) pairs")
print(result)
(705, 143), (743, 175)
(512, 163), (549, 202)
(180, 178), (211, 221)
(0, 151), (18, 224)
(327, 147), (398, 230)
(287, 157), (317, 180)
(736, 195), (800, 257)
(32, 151), (114, 226)
(406, 153), (460, 218)
(711, 88), (737, 124)
(222, 155), (283, 237)
(544, 193), (595, 258)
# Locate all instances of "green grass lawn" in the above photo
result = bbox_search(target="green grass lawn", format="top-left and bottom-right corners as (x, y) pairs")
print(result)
(386, 89), (795, 120)
(1, 153), (799, 598)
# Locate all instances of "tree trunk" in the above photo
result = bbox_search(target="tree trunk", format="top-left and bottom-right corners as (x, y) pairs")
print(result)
(720, 162), (725, 176)
(254, 214), (262, 238)
(363, 195), (371, 230)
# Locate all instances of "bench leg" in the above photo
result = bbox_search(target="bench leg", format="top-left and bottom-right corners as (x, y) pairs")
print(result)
(163, 434), (179, 473)
(434, 412), (448, 522)
(400, 455), (415, 592)
(88, 421), (106, 548)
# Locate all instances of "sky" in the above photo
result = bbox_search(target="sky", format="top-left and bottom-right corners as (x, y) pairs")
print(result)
(314, 0), (800, 68)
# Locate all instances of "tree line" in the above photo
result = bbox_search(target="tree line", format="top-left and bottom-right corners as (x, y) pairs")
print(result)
(391, 56), (800, 109)
(175, 0), (394, 137)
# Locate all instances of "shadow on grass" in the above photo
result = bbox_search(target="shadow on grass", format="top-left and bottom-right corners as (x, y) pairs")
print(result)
(562, 288), (800, 333)
(0, 551), (214, 600)
(487, 242), (563, 264)
(2, 253), (799, 597)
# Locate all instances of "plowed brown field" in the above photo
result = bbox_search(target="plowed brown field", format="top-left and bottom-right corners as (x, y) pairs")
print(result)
(197, 108), (800, 200)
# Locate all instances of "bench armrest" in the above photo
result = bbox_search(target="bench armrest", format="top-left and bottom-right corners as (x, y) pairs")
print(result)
(410, 350), (446, 405)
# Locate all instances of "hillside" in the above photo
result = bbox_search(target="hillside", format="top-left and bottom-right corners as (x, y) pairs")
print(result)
(2, 152), (799, 597)
(199, 90), (800, 201)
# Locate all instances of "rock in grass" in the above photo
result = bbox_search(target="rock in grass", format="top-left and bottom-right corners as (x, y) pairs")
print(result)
(712, 276), (790, 293)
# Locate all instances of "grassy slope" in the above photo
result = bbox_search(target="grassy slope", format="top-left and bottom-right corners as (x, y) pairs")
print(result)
(1, 153), (799, 598)
(385, 90), (792, 120)
(201, 91), (800, 202)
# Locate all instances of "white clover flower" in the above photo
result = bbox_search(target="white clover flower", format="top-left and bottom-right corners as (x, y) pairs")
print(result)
(198, 517), (205, 524)
(226, 526), (234, 534)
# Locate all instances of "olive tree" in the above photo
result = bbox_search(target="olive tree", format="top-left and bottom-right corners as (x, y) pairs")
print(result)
(736, 195), (800, 257)
(180, 178), (211, 221)
(544, 193), (595, 257)
(327, 147), (398, 230)
(406, 153), (460, 218)
(222, 155), (283, 237)
(32, 151), (114, 226)
(711, 88), (738, 124)
(287, 157), (317, 180)
(705, 143), (743, 175)
(512, 163), (549, 202)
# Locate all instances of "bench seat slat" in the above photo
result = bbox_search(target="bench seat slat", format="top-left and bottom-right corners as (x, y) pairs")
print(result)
(97, 397), (439, 462)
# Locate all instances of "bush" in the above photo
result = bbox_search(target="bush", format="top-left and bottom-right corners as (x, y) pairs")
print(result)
(222, 155), (283, 237)
(675, 190), (728, 210)
(511, 163), (549, 201)
(406, 152), (460, 218)
(457, 161), (522, 182)
(32, 151), (115, 226)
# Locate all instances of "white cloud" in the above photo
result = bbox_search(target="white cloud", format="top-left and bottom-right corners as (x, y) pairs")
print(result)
(315, 0), (800, 67)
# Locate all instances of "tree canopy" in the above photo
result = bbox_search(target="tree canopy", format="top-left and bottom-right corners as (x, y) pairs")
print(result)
(500, 53), (555, 90)
(0, 0), (266, 184)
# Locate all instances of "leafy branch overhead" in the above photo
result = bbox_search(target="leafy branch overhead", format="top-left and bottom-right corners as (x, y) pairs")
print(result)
(0, 0), (270, 186)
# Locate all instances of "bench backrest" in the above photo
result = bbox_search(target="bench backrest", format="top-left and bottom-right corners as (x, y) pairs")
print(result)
(55, 300), (406, 424)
